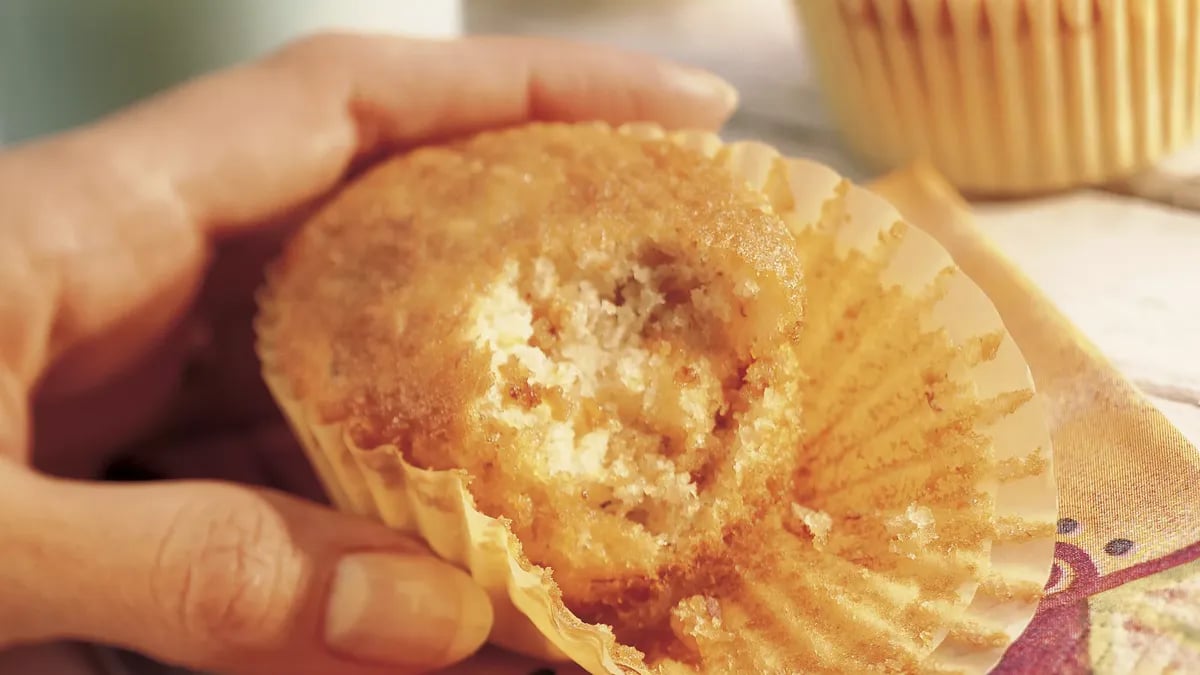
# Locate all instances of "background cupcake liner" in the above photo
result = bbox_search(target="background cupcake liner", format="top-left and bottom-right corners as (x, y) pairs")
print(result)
(257, 125), (1058, 673)
(797, 0), (1200, 195)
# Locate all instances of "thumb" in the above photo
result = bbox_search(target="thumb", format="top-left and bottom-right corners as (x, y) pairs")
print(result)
(0, 460), (493, 674)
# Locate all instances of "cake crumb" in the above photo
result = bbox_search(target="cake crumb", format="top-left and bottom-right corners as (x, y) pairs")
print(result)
(789, 502), (833, 549)
(886, 504), (938, 559)
(670, 595), (729, 654)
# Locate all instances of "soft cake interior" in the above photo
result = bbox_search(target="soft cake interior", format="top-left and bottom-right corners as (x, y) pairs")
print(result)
(464, 247), (806, 657)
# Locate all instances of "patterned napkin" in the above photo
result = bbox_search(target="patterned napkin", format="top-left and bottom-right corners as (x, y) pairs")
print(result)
(871, 165), (1200, 674)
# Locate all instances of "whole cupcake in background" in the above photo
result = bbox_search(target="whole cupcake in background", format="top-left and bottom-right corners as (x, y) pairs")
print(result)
(796, 0), (1200, 196)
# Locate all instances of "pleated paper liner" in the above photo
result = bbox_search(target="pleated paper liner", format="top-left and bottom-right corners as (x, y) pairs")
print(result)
(796, 0), (1200, 196)
(256, 124), (1057, 674)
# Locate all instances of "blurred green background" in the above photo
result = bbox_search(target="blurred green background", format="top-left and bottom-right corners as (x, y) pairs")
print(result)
(0, 0), (461, 145)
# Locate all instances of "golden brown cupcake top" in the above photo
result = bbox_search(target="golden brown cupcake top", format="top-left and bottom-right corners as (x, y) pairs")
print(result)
(262, 123), (813, 664)
(264, 122), (804, 455)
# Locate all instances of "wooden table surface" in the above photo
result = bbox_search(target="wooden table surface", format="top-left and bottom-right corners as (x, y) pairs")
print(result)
(468, 0), (1200, 448)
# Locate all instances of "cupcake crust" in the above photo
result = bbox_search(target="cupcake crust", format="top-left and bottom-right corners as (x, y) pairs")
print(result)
(264, 123), (804, 451)
(261, 123), (811, 657)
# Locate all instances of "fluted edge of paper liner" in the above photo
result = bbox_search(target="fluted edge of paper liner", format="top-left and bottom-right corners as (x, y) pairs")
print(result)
(255, 123), (1058, 675)
(797, 0), (1200, 196)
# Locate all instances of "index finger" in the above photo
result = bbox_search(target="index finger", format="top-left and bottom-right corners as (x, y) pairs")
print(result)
(15, 33), (739, 237)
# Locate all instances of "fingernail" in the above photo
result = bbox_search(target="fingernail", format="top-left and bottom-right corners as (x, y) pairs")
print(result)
(325, 552), (493, 667)
(662, 64), (740, 112)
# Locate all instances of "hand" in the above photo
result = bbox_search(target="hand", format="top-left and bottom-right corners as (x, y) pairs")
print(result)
(0, 33), (737, 675)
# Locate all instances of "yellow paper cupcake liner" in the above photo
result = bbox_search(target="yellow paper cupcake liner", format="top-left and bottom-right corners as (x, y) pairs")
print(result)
(797, 0), (1200, 196)
(257, 125), (1057, 673)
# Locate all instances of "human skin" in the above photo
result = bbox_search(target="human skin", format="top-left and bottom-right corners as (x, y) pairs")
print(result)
(0, 33), (737, 675)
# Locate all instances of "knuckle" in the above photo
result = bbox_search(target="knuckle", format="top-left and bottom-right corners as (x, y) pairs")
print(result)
(152, 489), (302, 650)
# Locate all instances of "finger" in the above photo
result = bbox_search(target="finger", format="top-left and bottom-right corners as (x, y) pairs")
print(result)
(0, 462), (493, 675)
(85, 33), (738, 237)
(1, 33), (737, 395)
(0, 366), (28, 462)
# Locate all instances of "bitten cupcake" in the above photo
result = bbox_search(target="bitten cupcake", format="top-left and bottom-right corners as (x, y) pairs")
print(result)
(798, 0), (1200, 195)
(257, 122), (1057, 673)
